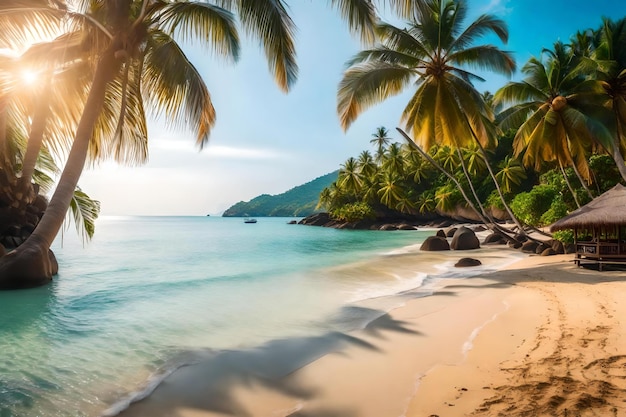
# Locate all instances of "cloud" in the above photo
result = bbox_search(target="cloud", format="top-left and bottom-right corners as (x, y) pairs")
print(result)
(150, 139), (287, 160)
(479, 0), (513, 16)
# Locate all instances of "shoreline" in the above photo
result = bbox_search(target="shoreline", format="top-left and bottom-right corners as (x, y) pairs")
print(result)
(114, 249), (625, 417)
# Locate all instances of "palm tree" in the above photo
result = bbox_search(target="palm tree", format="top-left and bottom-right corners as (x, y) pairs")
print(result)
(495, 155), (526, 193)
(337, 0), (524, 231)
(357, 149), (378, 178)
(0, 0), (300, 289)
(592, 17), (626, 182)
(381, 142), (404, 175)
(370, 126), (391, 162)
(338, 156), (363, 195)
(495, 42), (612, 200)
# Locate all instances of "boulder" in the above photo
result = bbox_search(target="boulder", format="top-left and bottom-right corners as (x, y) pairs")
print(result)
(450, 227), (480, 250)
(514, 233), (528, 243)
(472, 225), (487, 232)
(379, 224), (398, 231)
(508, 241), (522, 249)
(535, 243), (550, 254)
(287, 220), (297, 224)
(455, 257), (482, 267)
(398, 224), (416, 231)
(483, 233), (505, 245)
(436, 229), (446, 238)
(551, 240), (565, 254)
(541, 248), (557, 256)
(565, 243), (576, 254)
(445, 227), (458, 237)
(420, 236), (450, 251)
(521, 240), (539, 253)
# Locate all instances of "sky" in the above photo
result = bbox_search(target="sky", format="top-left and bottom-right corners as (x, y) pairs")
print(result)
(75, 0), (626, 216)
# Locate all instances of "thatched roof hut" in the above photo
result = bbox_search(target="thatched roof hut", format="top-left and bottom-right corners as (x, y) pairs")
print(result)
(551, 184), (626, 269)
(551, 184), (626, 232)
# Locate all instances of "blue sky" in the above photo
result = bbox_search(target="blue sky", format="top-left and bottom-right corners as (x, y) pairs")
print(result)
(78, 0), (626, 216)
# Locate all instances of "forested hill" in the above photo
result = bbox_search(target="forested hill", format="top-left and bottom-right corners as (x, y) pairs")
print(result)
(221, 171), (338, 217)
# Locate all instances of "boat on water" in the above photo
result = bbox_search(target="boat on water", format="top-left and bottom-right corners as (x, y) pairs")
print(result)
(244, 218), (257, 224)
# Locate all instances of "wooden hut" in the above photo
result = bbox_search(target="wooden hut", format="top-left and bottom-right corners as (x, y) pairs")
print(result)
(551, 184), (626, 270)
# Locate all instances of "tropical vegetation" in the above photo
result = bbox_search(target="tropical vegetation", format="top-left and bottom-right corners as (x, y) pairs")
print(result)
(0, 0), (431, 289)
(321, 0), (626, 242)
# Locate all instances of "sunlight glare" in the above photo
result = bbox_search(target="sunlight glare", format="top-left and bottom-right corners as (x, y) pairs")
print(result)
(21, 70), (38, 86)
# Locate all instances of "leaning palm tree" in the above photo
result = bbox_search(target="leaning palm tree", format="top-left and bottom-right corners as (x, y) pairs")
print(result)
(337, 0), (523, 231)
(0, 0), (302, 289)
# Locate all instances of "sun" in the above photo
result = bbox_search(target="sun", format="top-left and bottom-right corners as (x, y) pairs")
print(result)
(21, 69), (39, 86)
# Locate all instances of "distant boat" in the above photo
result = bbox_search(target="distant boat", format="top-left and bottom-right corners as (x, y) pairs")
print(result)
(244, 218), (257, 224)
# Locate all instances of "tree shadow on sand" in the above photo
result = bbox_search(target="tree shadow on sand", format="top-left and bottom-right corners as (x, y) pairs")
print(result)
(116, 308), (421, 417)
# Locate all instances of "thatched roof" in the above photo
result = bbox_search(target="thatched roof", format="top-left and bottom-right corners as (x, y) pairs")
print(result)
(551, 184), (626, 231)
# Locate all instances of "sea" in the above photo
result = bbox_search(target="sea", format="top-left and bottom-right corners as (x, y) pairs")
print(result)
(0, 216), (526, 417)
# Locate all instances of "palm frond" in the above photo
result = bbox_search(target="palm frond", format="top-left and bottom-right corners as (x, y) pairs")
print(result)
(494, 81), (547, 107)
(452, 13), (509, 51)
(232, 0), (297, 92)
(329, 0), (377, 43)
(338, 61), (413, 130)
(67, 186), (100, 242)
(344, 46), (422, 68)
(449, 45), (515, 77)
(143, 30), (214, 148)
(158, 2), (240, 62)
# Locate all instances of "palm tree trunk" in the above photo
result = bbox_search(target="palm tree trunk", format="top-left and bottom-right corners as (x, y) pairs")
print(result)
(397, 128), (489, 224)
(455, 147), (495, 223)
(559, 161), (580, 208)
(468, 128), (526, 234)
(611, 113), (626, 182)
(0, 100), (10, 171)
(568, 158), (594, 200)
(0, 47), (120, 289)
(19, 81), (53, 189)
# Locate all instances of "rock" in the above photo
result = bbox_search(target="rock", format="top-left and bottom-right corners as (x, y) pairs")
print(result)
(455, 257), (482, 267)
(472, 225), (487, 232)
(0, 244), (5, 258)
(535, 243), (549, 254)
(508, 241), (522, 249)
(398, 224), (416, 230)
(445, 227), (458, 237)
(565, 243), (576, 254)
(514, 233), (528, 243)
(551, 240), (565, 254)
(483, 233), (505, 245)
(450, 227), (480, 250)
(299, 213), (333, 227)
(379, 224), (398, 231)
(287, 220), (297, 224)
(541, 248), (557, 256)
(420, 236), (450, 251)
(521, 240), (539, 253)
(436, 229), (446, 238)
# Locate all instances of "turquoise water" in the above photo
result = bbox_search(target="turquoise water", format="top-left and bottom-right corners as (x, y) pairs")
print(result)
(0, 216), (446, 417)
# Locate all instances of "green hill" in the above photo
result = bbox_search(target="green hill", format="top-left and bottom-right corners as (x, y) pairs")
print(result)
(222, 171), (338, 217)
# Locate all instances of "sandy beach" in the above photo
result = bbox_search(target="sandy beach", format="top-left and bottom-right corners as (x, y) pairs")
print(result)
(117, 252), (626, 417)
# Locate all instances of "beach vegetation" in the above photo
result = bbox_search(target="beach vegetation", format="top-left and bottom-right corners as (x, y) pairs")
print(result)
(330, 201), (375, 222)
(337, 0), (526, 232)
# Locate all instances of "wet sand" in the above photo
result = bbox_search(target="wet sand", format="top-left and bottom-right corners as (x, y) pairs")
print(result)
(117, 253), (626, 417)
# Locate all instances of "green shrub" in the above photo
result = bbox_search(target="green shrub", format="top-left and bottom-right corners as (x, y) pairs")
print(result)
(553, 230), (574, 244)
(539, 195), (568, 225)
(330, 202), (375, 222)
(510, 185), (559, 226)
